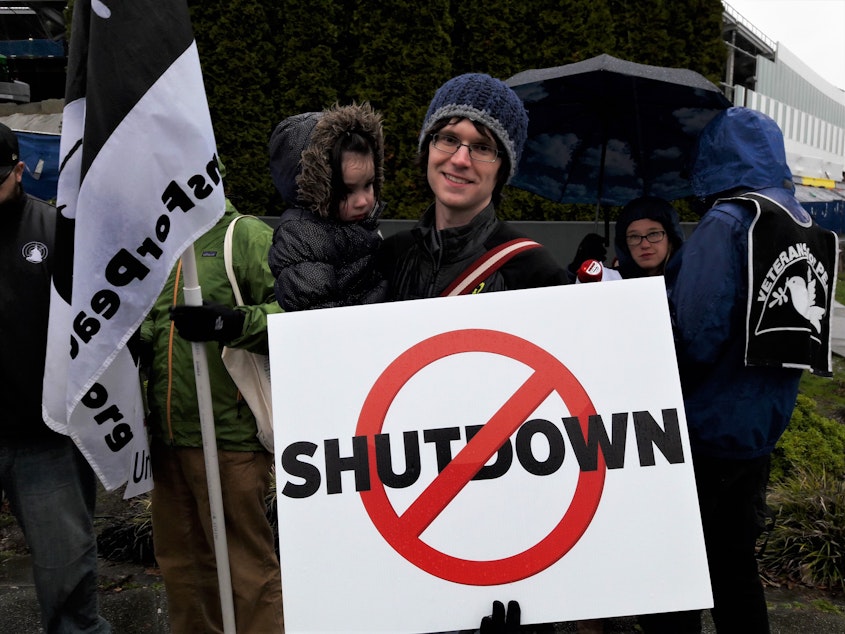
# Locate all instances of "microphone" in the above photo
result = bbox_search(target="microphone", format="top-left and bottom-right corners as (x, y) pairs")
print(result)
(576, 259), (604, 283)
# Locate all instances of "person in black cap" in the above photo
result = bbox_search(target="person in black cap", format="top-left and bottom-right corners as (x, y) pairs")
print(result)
(381, 72), (567, 299)
(0, 122), (112, 632)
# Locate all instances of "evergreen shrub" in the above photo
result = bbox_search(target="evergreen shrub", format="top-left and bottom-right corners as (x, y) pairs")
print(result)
(760, 468), (845, 591)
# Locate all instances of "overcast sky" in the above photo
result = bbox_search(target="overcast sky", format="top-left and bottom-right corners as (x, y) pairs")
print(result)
(724, 0), (845, 92)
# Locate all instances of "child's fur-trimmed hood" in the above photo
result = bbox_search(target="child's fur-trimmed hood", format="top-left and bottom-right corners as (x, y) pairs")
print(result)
(297, 102), (384, 218)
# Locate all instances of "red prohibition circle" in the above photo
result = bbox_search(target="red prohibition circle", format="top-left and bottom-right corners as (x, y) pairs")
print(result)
(356, 328), (605, 586)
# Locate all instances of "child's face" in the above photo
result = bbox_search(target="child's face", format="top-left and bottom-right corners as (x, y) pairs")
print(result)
(338, 151), (376, 222)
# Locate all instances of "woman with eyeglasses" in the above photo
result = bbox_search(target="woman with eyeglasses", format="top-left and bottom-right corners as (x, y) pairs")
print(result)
(614, 196), (685, 278)
(571, 196), (684, 634)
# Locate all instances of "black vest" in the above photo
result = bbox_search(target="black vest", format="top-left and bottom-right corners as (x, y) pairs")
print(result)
(736, 192), (838, 376)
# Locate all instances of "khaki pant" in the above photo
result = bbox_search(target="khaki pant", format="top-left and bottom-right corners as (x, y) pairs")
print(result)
(151, 442), (284, 633)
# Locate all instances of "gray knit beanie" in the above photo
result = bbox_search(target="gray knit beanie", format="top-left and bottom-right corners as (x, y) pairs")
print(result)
(418, 73), (528, 180)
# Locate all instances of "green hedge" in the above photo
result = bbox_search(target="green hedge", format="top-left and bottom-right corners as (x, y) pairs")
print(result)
(185, 0), (727, 219)
(64, 0), (726, 218)
(771, 394), (845, 484)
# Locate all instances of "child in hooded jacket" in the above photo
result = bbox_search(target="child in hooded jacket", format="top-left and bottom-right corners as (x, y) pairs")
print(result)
(267, 102), (388, 310)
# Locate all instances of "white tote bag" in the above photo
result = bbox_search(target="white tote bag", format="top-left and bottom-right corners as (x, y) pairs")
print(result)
(220, 216), (274, 452)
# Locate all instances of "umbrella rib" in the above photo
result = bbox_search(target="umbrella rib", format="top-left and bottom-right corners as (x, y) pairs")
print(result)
(631, 77), (649, 197)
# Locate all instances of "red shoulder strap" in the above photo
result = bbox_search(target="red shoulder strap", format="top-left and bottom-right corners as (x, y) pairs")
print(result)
(440, 238), (542, 296)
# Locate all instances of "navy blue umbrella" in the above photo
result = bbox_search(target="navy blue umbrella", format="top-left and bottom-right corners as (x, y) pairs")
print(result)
(506, 54), (731, 235)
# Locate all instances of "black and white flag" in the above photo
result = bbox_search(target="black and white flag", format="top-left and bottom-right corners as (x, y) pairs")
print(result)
(42, 0), (225, 497)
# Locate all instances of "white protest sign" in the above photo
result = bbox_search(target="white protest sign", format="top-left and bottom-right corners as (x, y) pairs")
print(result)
(268, 278), (711, 634)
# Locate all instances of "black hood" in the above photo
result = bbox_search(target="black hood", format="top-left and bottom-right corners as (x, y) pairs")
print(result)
(268, 111), (323, 207)
(269, 103), (384, 218)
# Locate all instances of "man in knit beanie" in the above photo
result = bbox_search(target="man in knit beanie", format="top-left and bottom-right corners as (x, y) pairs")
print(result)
(381, 72), (567, 299)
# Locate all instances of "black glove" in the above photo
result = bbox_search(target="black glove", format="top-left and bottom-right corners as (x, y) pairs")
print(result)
(480, 600), (520, 634)
(169, 301), (245, 343)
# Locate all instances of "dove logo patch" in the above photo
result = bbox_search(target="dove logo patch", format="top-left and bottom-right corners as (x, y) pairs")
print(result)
(22, 241), (48, 263)
(754, 242), (830, 339)
(741, 191), (837, 375)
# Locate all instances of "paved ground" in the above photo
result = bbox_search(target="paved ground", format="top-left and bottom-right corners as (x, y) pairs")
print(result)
(0, 555), (169, 633)
(0, 551), (843, 634)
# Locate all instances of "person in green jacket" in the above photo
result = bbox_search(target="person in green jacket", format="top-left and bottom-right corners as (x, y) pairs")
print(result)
(141, 199), (284, 633)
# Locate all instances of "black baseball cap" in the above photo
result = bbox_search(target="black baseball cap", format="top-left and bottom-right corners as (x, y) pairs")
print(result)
(0, 123), (20, 181)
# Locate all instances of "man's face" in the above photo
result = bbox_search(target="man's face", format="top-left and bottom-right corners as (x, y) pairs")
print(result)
(0, 163), (23, 205)
(427, 118), (501, 228)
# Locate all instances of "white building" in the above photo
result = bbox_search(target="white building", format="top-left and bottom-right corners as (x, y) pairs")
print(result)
(722, 1), (845, 231)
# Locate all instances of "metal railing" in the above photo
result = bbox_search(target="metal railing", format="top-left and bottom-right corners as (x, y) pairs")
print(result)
(723, 1), (777, 50)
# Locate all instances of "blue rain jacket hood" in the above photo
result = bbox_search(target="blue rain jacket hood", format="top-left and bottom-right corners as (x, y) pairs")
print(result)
(690, 107), (794, 199)
(666, 106), (804, 460)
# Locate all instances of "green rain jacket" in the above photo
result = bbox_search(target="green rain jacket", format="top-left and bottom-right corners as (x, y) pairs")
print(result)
(141, 201), (282, 450)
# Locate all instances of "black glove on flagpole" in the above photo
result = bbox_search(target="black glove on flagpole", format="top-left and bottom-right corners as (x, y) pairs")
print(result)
(169, 301), (245, 343)
(480, 600), (520, 634)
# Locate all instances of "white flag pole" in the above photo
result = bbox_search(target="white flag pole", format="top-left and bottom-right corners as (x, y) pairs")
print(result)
(180, 245), (237, 634)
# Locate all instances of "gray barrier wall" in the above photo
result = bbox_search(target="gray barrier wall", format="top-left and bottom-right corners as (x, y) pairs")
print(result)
(262, 217), (698, 269)
(264, 216), (845, 274)
(378, 219), (699, 269)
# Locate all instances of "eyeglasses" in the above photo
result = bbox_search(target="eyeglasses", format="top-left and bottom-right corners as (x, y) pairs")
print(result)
(625, 230), (666, 246)
(431, 133), (500, 163)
